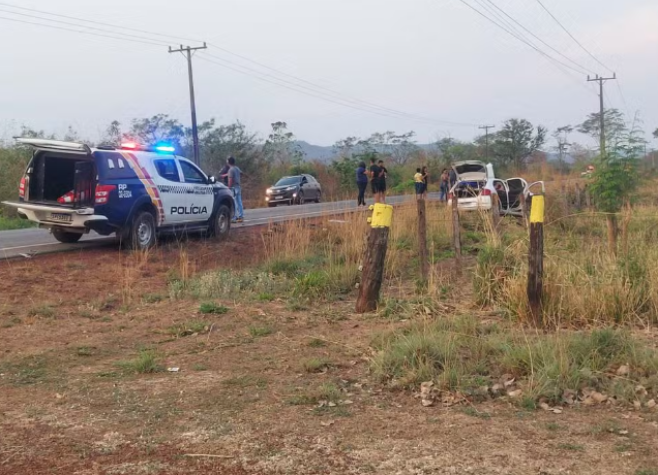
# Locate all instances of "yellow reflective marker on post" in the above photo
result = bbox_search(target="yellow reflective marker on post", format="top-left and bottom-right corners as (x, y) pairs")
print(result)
(367, 203), (393, 228)
(529, 195), (545, 224)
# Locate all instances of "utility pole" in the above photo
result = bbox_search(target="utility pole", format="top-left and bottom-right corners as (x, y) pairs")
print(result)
(587, 73), (616, 155)
(169, 43), (208, 165)
(479, 125), (495, 161)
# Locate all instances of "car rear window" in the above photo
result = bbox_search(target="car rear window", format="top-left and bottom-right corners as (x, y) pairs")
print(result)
(94, 151), (137, 180)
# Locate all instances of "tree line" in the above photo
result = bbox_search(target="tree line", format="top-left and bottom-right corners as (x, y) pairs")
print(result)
(1, 110), (656, 217)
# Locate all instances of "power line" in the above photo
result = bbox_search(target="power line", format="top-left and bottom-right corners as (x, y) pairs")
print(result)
(457, 0), (590, 79)
(480, 0), (592, 75)
(0, 1), (198, 43)
(0, 1), (481, 128)
(0, 7), (172, 46)
(0, 14), (166, 47)
(197, 53), (478, 127)
(205, 42), (474, 128)
(533, 0), (613, 74)
(201, 51), (477, 127)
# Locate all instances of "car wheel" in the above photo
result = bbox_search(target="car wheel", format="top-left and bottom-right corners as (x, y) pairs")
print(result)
(209, 204), (231, 240)
(298, 192), (305, 205)
(52, 228), (83, 244)
(128, 211), (157, 250)
(315, 192), (321, 203)
(268, 202), (277, 208)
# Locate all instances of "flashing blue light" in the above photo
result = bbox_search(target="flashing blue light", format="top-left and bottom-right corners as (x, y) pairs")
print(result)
(155, 144), (175, 153)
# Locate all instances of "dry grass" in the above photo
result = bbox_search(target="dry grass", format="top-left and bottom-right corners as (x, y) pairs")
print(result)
(475, 187), (658, 327)
(371, 314), (658, 404)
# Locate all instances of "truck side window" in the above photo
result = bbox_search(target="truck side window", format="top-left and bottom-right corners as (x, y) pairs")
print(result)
(179, 160), (206, 184)
(154, 159), (180, 182)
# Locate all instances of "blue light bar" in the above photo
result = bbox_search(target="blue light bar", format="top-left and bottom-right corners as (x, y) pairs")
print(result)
(155, 145), (175, 153)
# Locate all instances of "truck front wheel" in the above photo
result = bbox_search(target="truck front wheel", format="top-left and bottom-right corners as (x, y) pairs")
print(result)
(52, 228), (83, 244)
(209, 204), (231, 240)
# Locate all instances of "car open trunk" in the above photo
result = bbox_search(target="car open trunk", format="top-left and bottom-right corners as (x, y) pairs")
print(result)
(453, 161), (488, 181)
(24, 148), (95, 208)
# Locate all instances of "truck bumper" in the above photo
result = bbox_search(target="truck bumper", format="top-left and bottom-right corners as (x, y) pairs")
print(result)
(2, 201), (108, 231)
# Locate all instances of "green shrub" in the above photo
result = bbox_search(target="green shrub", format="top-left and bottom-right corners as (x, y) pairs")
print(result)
(117, 349), (163, 374)
(199, 302), (229, 314)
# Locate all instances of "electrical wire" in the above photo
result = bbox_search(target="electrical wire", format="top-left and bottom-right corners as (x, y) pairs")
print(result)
(204, 42), (474, 128)
(0, 7), (171, 46)
(197, 54), (477, 127)
(457, 0), (596, 96)
(201, 50), (478, 127)
(0, 1), (481, 128)
(533, 0), (613, 74)
(0, 14), (166, 47)
(0, 1), (199, 44)
(481, 0), (592, 75)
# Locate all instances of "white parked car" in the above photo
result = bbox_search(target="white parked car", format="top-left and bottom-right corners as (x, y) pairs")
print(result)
(447, 160), (543, 216)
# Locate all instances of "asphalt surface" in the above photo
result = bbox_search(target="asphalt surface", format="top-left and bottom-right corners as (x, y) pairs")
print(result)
(0, 194), (430, 259)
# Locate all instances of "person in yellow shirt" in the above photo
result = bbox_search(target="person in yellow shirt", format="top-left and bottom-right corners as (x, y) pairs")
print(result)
(414, 168), (424, 199)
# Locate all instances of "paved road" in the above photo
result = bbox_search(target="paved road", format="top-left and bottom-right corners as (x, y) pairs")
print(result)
(0, 194), (430, 259)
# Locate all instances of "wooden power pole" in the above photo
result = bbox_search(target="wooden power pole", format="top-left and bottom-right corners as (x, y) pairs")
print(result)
(169, 43), (208, 165)
(479, 125), (495, 161)
(356, 204), (393, 313)
(586, 73), (616, 156)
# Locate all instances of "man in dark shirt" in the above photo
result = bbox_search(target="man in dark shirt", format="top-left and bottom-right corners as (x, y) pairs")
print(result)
(377, 160), (388, 204)
(369, 158), (381, 203)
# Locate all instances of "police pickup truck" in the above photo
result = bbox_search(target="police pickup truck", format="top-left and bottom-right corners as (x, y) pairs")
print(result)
(2, 138), (235, 250)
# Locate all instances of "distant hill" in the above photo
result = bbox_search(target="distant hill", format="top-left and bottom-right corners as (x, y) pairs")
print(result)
(296, 141), (335, 161)
(296, 141), (437, 162)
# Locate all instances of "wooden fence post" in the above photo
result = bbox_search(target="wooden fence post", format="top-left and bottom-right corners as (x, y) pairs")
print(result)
(574, 182), (582, 210)
(451, 197), (462, 273)
(417, 198), (429, 281)
(491, 193), (501, 233)
(356, 204), (393, 313)
(527, 194), (545, 327)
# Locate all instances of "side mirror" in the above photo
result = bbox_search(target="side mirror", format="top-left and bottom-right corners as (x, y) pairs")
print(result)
(208, 176), (217, 184)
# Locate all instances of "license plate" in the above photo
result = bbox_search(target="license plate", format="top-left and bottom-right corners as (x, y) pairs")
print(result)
(275, 196), (283, 200)
(49, 213), (72, 222)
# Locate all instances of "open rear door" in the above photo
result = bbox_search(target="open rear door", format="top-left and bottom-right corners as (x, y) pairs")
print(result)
(16, 138), (95, 208)
(16, 138), (92, 154)
(506, 178), (528, 210)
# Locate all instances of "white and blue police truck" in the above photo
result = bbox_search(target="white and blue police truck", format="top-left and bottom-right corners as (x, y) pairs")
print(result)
(2, 138), (235, 250)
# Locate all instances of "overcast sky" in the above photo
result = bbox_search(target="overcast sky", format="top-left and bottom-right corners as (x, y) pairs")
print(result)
(0, 0), (656, 149)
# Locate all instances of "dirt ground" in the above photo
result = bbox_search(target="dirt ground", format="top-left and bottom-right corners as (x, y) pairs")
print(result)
(1, 228), (657, 475)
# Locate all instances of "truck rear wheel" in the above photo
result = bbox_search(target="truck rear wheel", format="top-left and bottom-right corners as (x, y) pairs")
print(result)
(52, 228), (83, 244)
(127, 211), (157, 250)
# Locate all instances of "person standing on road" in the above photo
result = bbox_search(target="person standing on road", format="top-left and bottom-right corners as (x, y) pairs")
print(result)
(356, 161), (368, 207)
(219, 160), (230, 186)
(421, 166), (429, 199)
(414, 168), (424, 199)
(227, 156), (244, 223)
(369, 157), (382, 204)
(439, 169), (449, 202)
(377, 160), (388, 204)
(449, 165), (457, 189)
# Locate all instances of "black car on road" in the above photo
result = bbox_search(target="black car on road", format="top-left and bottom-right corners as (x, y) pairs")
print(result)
(265, 174), (322, 207)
